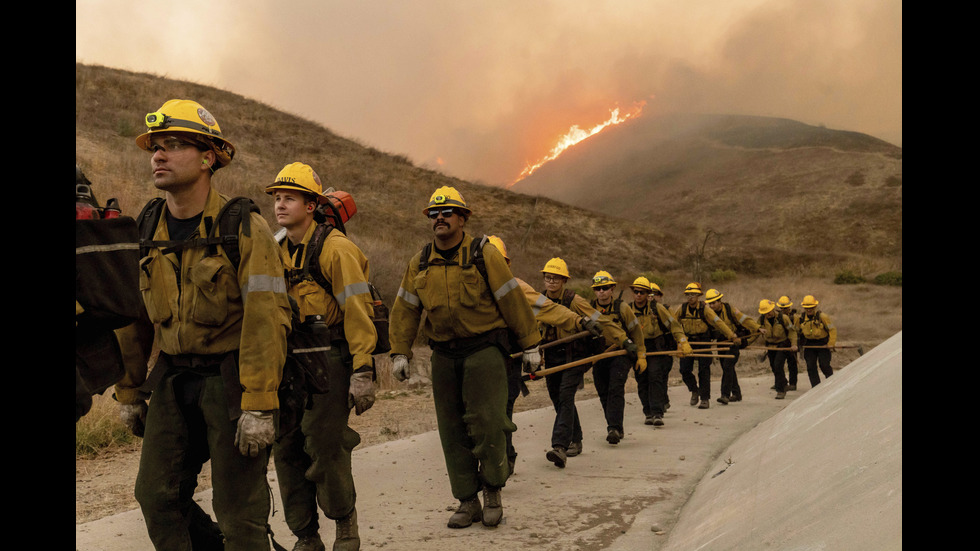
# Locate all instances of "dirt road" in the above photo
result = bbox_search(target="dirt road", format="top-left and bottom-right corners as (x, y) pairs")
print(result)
(76, 372), (801, 551)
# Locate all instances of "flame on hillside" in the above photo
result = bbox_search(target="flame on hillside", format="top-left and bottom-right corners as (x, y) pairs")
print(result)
(509, 102), (645, 187)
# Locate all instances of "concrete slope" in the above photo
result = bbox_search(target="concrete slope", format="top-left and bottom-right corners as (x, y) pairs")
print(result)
(659, 331), (902, 551)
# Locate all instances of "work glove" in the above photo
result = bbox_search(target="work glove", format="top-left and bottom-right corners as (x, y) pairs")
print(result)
(634, 358), (647, 375)
(119, 401), (148, 438)
(391, 354), (410, 382)
(234, 410), (275, 457)
(522, 346), (543, 373)
(622, 339), (639, 363)
(679, 342), (693, 357)
(348, 370), (376, 416)
(580, 317), (603, 338)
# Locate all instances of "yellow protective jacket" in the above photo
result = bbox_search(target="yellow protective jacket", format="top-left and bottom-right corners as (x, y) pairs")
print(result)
(518, 278), (582, 333)
(539, 288), (604, 342)
(389, 234), (540, 358)
(798, 310), (837, 346)
(591, 298), (647, 359)
(673, 301), (736, 341)
(630, 301), (689, 346)
(754, 312), (798, 347)
(712, 302), (760, 341)
(114, 189), (291, 411)
(281, 222), (378, 372)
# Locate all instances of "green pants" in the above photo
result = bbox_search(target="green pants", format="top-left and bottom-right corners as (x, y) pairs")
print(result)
(135, 364), (272, 551)
(273, 339), (360, 536)
(431, 345), (515, 500)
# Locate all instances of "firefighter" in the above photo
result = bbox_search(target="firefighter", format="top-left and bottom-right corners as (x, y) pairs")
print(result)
(388, 187), (541, 529)
(114, 99), (291, 550)
(798, 295), (838, 387)
(776, 296), (800, 390)
(629, 277), (691, 426)
(536, 257), (612, 468)
(755, 299), (798, 400)
(485, 237), (603, 474)
(266, 162), (377, 551)
(589, 271), (645, 444)
(673, 283), (737, 409)
(704, 289), (761, 405)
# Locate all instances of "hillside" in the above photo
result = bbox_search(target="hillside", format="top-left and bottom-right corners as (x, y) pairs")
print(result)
(510, 112), (902, 272)
(76, 63), (687, 301)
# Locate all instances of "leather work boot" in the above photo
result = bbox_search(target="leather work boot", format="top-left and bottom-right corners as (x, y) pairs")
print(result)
(787, 384), (797, 391)
(293, 535), (326, 551)
(775, 391), (786, 400)
(653, 414), (664, 426)
(447, 497), (482, 528)
(333, 508), (359, 551)
(717, 395), (729, 405)
(698, 399), (709, 409)
(730, 392), (742, 402)
(565, 441), (583, 457)
(690, 391), (700, 406)
(606, 429), (622, 445)
(546, 446), (567, 468)
(482, 486), (503, 527)
(644, 415), (655, 425)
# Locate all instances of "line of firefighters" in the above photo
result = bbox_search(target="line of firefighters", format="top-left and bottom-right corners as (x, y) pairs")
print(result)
(91, 98), (838, 551)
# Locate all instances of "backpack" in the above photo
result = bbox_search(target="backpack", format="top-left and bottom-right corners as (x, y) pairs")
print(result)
(137, 196), (259, 268)
(721, 302), (751, 348)
(280, 221), (391, 355)
(649, 303), (678, 351)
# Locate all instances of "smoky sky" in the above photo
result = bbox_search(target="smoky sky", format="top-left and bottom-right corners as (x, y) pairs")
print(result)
(76, 0), (902, 187)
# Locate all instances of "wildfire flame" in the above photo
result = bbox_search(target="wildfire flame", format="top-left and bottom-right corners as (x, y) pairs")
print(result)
(510, 102), (645, 187)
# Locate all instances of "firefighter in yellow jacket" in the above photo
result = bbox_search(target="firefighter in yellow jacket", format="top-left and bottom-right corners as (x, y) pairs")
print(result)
(388, 188), (541, 529)
(590, 271), (646, 444)
(673, 283), (737, 409)
(485, 236), (603, 474)
(797, 294), (838, 387)
(705, 289), (761, 405)
(114, 99), (291, 550)
(266, 162), (377, 551)
(629, 277), (691, 426)
(753, 299), (798, 400)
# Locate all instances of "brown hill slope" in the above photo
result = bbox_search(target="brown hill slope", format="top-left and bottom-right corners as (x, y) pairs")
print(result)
(510, 112), (902, 272)
(76, 63), (690, 300)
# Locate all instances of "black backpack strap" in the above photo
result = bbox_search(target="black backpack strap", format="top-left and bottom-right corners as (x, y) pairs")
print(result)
(136, 197), (167, 258)
(418, 242), (432, 273)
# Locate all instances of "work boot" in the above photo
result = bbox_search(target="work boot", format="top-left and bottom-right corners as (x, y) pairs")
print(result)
(447, 497), (482, 528)
(565, 441), (582, 457)
(690, 391), (699, 406)
(482, 487), (503, 527)
(546, 446), (567, 468)
(293, 535), (326, 551)
(787, 384), (797, 391)
(775, 391), (786, 400)
(644, 415), (655, 425)
(606, 429), (622, 445)
(333, 508), (360, 551)
(730, 392), (742, 402)
(653, 414), (664, 426)
(717, 395), (729, 405)
(698, 399), (709, 409)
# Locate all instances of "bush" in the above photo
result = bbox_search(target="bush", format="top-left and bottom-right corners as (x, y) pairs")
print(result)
(873, 271), (902, 286)
(710, 269), (737, 283)
(833, 269), (866, 285)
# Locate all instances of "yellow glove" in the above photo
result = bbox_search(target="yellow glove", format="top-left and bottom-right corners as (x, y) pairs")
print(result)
(634, 358), (647, 375)
(679, 342), (693, 357)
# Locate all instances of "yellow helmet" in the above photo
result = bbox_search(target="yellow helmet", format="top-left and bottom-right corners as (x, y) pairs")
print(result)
(631, 276), (653, 292)
(266, 162), (323, 198)
(591, 271), (617, 288)
(424, 186), (470, 214)
(541, 257), (570, 278)
(801, 295), (819, 308)
(759, 299), (776, 315)
(777, 295), (793, 308)
(135, 99), (236, 169)
(487, 235), (509, 263)
(649, 281), (663, 294)
(684, 282), (703, 295)
(704, 288), (723, 303)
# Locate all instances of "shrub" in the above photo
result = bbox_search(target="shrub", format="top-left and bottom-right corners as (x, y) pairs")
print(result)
(710, 269), (737, 283)
(833, 269), (866, 284)
(873, 271), (902, 286)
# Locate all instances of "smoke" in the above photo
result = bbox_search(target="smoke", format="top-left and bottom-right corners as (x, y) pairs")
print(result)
(76, 0), (901, 187)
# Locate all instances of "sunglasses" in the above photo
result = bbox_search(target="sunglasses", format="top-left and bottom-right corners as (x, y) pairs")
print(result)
(594, 285), (614, 292)
(426, 208), (457, 220)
